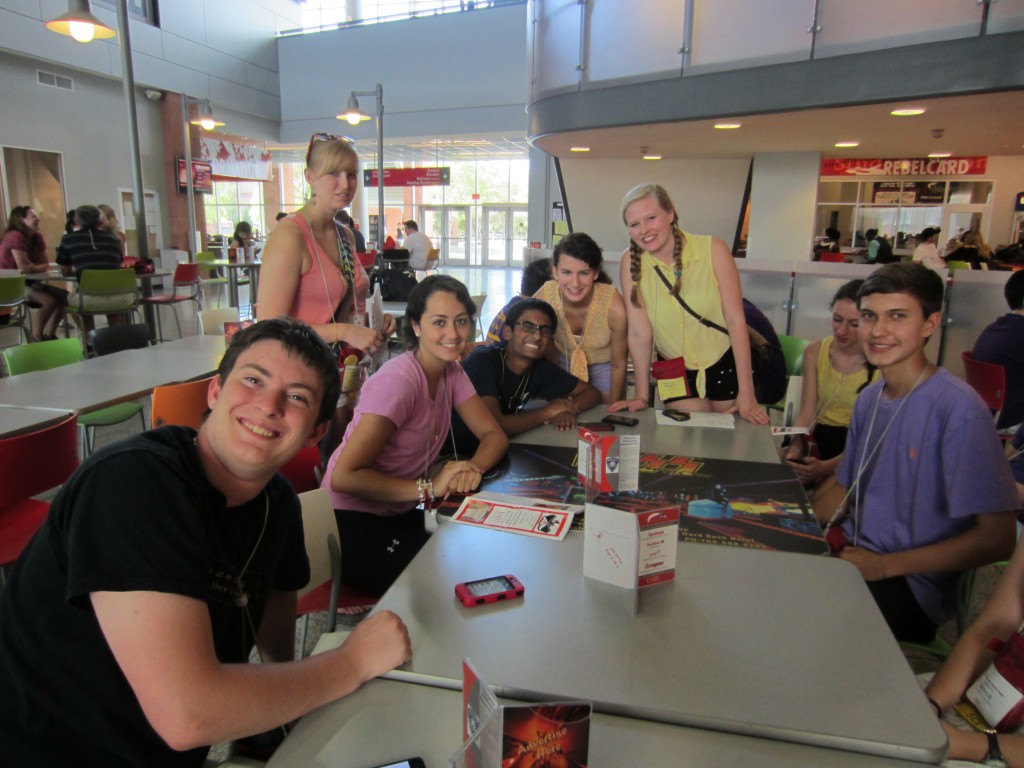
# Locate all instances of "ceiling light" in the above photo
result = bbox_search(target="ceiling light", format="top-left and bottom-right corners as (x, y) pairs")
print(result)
(714, 123), (741, 130)
(928, 152), (952, 158)
(46, 0), (116, 42)
(891, 108), (926, 117)
(834, 141), (860, 148)
(570, 146), (590, 152)
(339, 93), (371, 126)
(643, 154), (662, 161)
(188, 100), (224, 130)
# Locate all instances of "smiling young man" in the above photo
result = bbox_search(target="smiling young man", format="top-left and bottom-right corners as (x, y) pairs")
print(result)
(829, 263), (1019, 644)
(0, 319), (412, 767)
(451, 298), (602, 455)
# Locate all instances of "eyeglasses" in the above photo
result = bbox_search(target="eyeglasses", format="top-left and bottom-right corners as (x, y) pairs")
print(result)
(306, 132), (348, 165)
(514, 320), (555, 338)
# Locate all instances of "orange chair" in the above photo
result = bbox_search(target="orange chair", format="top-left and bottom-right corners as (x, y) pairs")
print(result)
(962, 351), (1006, 426)
(151, 376), (215, 429)
(0, 413), (79, 583)
(140, 262), (203, 341)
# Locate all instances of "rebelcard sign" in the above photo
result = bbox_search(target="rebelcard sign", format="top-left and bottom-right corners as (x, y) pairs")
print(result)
(820, 156), (987, 177)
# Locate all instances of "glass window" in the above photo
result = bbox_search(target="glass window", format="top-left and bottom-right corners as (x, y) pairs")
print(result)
(204, 181), (266, 240)
(948, 181), (992, 205)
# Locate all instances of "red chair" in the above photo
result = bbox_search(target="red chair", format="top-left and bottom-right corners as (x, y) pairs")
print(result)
(140, 262), (203, 341)
(279, 444), (324, 493)
(0, 413), (79, 583)
(356, 252), (376, 270)
(962, 350), (1006, 426)
(818, 251), (846, 263)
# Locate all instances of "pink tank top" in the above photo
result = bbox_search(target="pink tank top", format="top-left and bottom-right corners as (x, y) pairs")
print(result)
(289, 214), (368, 324)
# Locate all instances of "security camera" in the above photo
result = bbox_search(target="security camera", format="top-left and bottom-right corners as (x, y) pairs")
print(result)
(144, 89), (163, 102)
(931, 128), (945, 139)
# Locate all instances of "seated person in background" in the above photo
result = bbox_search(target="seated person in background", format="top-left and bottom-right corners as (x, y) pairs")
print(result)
(97, 203), (128, 258)
(534, 232), (628, 403)
(945, 230), (992, 269)
(813, 226), (842, 259)
(485, 257), (552, 345)
(784, 279), (874, 520)
(325, 276), (507, 595)
(229, 220), (259, 256)
(336, 209), (366, 253)
(451, 298), (602, 455)
(911, 226), (945, 271)
(924, 524), (1024, 765)
(972, 269), (1024, 430)
(865, 228), (896, 264)
(0, 319), (412, 766)
(827, 263), (1018, 644)
(56, 203), (129, 334)
(0, 205), (67, 341)
(402, 220), (433, 271)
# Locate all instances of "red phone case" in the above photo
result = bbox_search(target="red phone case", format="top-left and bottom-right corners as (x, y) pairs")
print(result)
(455, 574), (525, 607)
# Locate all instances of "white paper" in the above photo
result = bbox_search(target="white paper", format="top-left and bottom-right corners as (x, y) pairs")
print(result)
(655, 410), (735, 429)
(583, 503), (639, 589)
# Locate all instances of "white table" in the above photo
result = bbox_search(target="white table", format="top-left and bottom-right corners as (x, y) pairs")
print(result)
(368, 523), (945, 763)
(0, 405), (74, 439)
(208, 258), (260, 309)
(269, 679), (931, 768)
(0, 335), (225, 413)
(515, 403), (783, 464)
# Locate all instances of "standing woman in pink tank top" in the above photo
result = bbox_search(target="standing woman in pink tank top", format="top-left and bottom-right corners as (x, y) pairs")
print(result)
(258, 133), (396, 351)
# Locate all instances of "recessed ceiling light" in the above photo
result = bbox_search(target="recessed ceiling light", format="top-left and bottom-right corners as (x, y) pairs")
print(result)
(834, 141), (860, 148)
(891, 108), (926, 117)
(928, 152), (952, 158)
(714, 123), (741, 130)
(570, 146), (590, 152)
(642, 154), (662, 161)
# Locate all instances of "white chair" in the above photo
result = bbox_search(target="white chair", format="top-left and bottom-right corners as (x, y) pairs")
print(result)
(469, 292), (487, 341)
(198, 307), (240, 335)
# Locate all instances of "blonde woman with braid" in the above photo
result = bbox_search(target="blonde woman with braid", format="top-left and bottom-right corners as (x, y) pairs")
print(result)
(609, 184), (768, 424)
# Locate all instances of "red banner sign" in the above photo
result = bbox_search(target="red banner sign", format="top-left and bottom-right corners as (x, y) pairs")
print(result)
(821, 157), (987, 177)
(363, 167), (451, 187)
(176, 158), (213, 193)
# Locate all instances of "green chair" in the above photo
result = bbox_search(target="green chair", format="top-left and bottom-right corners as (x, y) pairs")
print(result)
(778, 334), (810, 377)
(946, 259), (971, 273)
(197, 251), (246, 309)
(65, 268), (140, 351)
(0, 275), (30, 346)
(2, 337), (146, 455)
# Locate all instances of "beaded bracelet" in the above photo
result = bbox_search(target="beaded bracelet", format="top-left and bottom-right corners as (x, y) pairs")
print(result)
(416, 478), (435, 509)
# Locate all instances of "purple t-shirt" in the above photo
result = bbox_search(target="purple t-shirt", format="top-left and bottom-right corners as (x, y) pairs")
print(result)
(323, 351), (476, 516)
(836, 367), (1020, 625)
(972, 313), (1024, 428)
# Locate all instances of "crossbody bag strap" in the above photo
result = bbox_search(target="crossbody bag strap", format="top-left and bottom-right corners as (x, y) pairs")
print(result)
(652, 264), (728, 336)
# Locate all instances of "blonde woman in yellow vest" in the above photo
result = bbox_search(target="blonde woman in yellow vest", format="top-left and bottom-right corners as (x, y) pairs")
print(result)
(534, 232), (628, 402)
(610, 184), (769, 425)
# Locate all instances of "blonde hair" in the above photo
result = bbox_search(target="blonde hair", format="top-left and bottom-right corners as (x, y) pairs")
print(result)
(97, 203), (120, 233)
(620, 183), (684, 307)
(963, 230), (991, 259)
(307, 138), (359, 178)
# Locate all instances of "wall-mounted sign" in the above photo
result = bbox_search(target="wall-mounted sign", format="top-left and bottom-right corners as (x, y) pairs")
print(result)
(199, 136), (272, 181)
(821, 157), (988, 177)
(176, 157), (213, 193)
(871, 181), (945, 205)
(363, 167), (451, 187)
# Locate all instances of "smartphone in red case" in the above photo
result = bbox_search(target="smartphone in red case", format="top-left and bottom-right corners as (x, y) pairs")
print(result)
(455, 574), (525, 607)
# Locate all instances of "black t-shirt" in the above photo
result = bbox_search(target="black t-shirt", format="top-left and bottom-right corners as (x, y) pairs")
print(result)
(0, 427), (309, 768)
(450, 343), (579, 455)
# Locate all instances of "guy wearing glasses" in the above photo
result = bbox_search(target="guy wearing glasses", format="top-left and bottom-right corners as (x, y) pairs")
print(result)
(451, 298), (601, 454)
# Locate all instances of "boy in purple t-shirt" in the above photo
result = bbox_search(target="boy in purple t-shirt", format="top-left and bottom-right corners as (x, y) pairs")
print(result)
(830, 263), (1019, 643)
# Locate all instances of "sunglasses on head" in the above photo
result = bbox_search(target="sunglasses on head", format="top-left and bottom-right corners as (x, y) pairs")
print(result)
(306, 132), (348, 166)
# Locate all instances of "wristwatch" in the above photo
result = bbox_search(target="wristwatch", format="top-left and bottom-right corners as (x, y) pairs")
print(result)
(984, 732), (1008, 768)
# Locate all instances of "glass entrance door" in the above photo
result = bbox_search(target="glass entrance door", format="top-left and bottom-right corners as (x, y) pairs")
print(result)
(942, 205), (988, 245)
(482, 206), (528, 266)
(422, 205), (471, 265)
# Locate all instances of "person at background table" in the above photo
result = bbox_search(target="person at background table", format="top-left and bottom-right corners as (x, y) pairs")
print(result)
(486, 257), (552, 345)
(451, 298), (602, 455)
(912, 226), (945, 271)
(56, 204), (128, 334)
(610, 183), (769, 424)
(229, 220), (259, 257)
(533, 232), (627, 403)
(403, 219), (433, 271)
(324, 275), (507, 594)
(827, 263), (1018, 644)
(972, 269), (1024, 431)
(336, 209), (366, 253)
(257, 134), (395, 354)
(0, 205), (68, 341)
(783, 279), (875, 520)
(97, 203), (128, 259)
(864, 228), (897, 265)
(946, 229), (993, 270)
(0, 318), (411, 767)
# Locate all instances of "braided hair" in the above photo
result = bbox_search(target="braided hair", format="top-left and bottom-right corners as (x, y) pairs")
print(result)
(621, 183), (684, 307)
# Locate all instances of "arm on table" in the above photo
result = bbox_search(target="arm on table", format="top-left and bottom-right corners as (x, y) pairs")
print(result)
(91, 590), (409, 751)
(839, 511), (1017, 582)
(11, 249), (50, 274)
(709, 238), (767, 425)
(609, 251), (652, 413)
(437, 395), (509, 496)
(330, 413), (421, 505)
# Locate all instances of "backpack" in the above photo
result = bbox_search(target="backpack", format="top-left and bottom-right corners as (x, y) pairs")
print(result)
(873, 236), (896, 264)
(372, 268), (417, 302)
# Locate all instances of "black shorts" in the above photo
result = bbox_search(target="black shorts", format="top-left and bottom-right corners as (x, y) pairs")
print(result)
(684, 347), (739, 402)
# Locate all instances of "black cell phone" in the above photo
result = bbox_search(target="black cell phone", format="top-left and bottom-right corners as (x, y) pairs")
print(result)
(662, 409), (690, 422)
(602, 414), (639, 427)
(579, 421), (614, 432)
(787, 457), (808, 465)
(368, 759), (426, 768)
